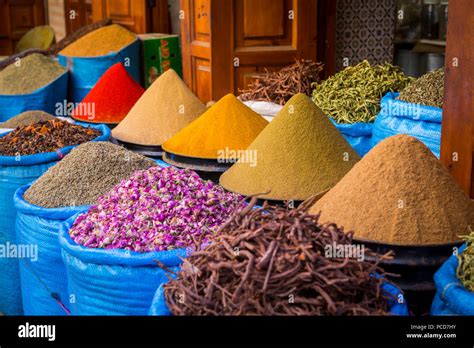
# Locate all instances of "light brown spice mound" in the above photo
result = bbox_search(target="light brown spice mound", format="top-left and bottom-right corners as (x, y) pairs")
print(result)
(310, 134), (474, 245)
(112, 69), (206, 146)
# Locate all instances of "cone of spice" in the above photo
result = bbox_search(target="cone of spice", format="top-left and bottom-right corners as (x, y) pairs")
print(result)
(162, 94), (268, 160)
(59, 24), (136, 57)
(0, 53), (66, 95)
(0, 110), (55, 129)
(112, 69), (206, 146)
(220, 93), (360, 201)
(71, 63), (144, 124)
(309, 134), (474, 245)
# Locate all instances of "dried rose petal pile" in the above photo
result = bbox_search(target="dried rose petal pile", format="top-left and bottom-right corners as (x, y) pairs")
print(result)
(69, 166), (244, 252)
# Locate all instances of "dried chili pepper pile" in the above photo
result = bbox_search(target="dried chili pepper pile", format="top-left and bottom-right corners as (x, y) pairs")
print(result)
(239, 60), (324, 105)
(163, 199), (394, 316)
(0, 120), (100, 156)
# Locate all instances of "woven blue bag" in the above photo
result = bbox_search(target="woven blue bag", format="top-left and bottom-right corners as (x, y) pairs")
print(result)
(0, 123), (109, 315)
(149, 281), (409, 316)
(58, 39), (141, 103)
(331, 119), (374, 157)
(431, 245), (474, 315)
(59, 213), (188, 315)
(372, 92), (442, 157)
(0, 70), (69, 122)
(14, 184), (89, 315)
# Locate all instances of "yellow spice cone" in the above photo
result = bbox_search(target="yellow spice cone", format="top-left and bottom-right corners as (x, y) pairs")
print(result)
(162, 94), (268, 160)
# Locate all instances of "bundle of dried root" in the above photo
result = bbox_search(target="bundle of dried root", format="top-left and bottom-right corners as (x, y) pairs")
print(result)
(163, 199), (396, 316)
(239, 60), (323, 105)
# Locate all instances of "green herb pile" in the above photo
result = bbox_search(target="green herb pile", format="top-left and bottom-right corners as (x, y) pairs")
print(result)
(311, 60), (414, 124)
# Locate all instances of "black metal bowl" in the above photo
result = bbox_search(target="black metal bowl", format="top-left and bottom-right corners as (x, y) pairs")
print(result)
(353, 238), (461, 314)
(113, 138), (164, 158)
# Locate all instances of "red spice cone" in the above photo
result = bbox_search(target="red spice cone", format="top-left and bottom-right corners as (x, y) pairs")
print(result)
(72, 63), (144, 124)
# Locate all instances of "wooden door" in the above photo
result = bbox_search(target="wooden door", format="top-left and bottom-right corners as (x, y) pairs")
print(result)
(92, 0), (147, 33)
(64, 0), (93, 35)
(0, 0), (46, 55)
(180, 0), (318, 103)
(91, 0), (169, 34)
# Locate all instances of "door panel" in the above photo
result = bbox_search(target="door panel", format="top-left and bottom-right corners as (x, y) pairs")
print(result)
(0, 0), (46, 54)
(181, 0), (317, 103)
(92, 0), (146, 33)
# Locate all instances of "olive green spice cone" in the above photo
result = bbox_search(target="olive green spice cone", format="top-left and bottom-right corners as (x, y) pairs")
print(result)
(309, 134), (474, 245)
(220, 93), (360, 201)
(112, 69), (206, 146)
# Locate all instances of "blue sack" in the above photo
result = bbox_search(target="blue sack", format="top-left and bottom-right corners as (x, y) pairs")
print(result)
(372, 92), (442, 158)
(14, 184), (89, 315)
(58, 39), (141, 103)
(331, 119), (374, 157)
(431, 245), (474, 315)
(149, 282), (409, 316)
(59, 213), (188, 315)
(0, 71), (69, 122)
(0, 123), (109, 315)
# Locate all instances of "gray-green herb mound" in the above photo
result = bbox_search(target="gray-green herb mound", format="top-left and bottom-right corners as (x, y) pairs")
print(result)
(24, 142), (156, 208)
(0, 110), (55, 128)
(0, 53), (66, 95)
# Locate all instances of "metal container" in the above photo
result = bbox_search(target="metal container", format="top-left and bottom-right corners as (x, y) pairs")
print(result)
(439, 0), (449, 40)
(395, 49), (421, 77)
(419, 52), (445, 73)
(421, 0), (440, 39)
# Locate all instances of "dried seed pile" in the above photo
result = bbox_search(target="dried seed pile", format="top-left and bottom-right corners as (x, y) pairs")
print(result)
(239, 60), (323, 105)
(458, 231), (474, 292)
(163, 200), (393, 316)
(25, 142), (156, 208)
(397, 68), (444, 108)
(69, 166), (244, 252)
(0, 120), (100, 156)
(0, 53), (66, 95)
(311, 60), (413, 123)
(0, 110), (55, 129)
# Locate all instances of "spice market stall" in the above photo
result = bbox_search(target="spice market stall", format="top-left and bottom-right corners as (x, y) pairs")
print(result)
(0, 0), (472, 328)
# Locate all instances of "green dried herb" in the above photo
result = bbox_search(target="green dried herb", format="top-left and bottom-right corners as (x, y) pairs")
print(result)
(397, 68), (444, 108)
(457, 231), (474, 292)
(0, 53), (65, 95)
(311, 60), (414, 124)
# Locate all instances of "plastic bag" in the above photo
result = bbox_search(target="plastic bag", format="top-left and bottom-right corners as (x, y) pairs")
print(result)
(58, 39), (141, 103)
(431, 245), (474, 315)
(149, 282), (409, 316)
(0, 123), (109, 315)
(0, 71), (69, 122)
(59, 213), (188, 315)
(330, 120), (374, 157)
(14, 184), (89, 315)
(372, 92), (442, 158)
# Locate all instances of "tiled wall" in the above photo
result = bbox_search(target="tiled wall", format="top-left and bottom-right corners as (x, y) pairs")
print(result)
(335, 0), (396, 70)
